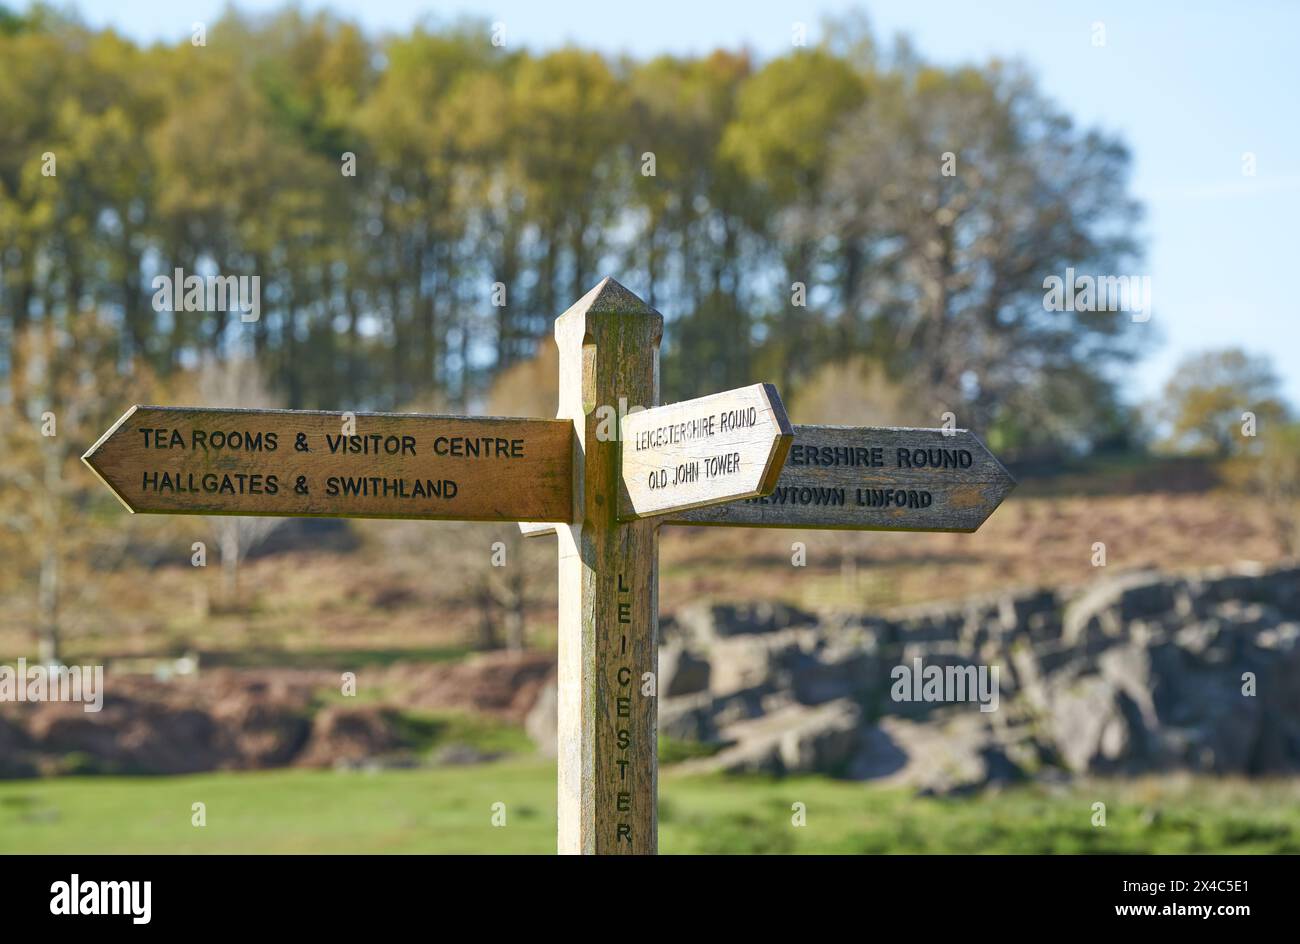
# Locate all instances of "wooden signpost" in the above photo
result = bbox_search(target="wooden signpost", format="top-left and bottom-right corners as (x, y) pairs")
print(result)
(83, 407), (572, 522)
(668, 425), (1014, 532)
(84, 276), (1015, 856)
(619, 383), (792, 519)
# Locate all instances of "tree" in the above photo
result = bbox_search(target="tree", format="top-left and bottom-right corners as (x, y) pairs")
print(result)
(480, 345), (562, 649)
(815, 62), (1142, 441)
(0, 12), (1147, 456)
(790, 356), (928, 427)
(1156, 349), (1289, 457)
(789, 357), (929, 589)
(1251, 423), (1300, 556)
(0, 316), (151, 662)
(511, 49), (630, 317)
(193, 356), (285, 604)
(720, 49), (867, 392)
(629, 50), (759, 398)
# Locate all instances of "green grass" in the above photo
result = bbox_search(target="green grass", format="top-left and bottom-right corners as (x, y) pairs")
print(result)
(2, 764), (1299, 854)
(391, 711), (536, 757)
(201, 645), (474, 670)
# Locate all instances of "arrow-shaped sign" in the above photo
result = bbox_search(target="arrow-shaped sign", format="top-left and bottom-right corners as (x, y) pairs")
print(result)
(83, 406), (572, 522)
(666, 425), (1015, 532)
(618, 383), (793, 519)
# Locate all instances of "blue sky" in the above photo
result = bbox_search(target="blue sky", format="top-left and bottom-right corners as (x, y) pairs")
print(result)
(69, 0), (1300, 408)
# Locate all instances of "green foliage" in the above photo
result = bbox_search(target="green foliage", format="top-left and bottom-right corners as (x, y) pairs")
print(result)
(1155, 348), (1290, 457)
(1225, 420), (1300, 554)
(3, 766), (1298, 854)
(0, 4), (25, 36)
(0, 316), (155, 659)
(0, 9), (1144, 443)
(1257, 423), (1300, 550)
(388, 710), (534, 758)
(790, 356), (927, 426)
(721, 50), (866, 204)
(657, 736), (725, 765)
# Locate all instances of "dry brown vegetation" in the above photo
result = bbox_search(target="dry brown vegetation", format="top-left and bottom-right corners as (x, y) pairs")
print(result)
(0, 464), (1290, 666)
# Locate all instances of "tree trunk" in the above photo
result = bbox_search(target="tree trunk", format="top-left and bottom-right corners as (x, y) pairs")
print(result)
(475, 583), (499, 650)
(219, 527), (241, 602)
(37, 438), (62, 664)
(504, 566), (527, 652)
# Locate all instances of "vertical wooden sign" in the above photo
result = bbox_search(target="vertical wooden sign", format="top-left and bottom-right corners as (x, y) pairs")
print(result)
(553, 278), (662, 854)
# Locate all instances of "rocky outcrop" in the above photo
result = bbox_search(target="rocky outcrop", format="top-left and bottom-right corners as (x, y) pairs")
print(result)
(5, 564), (1296, 790)
(525, 681), (558, 757)
(0, 669), (318, 776)
(848, 714), (1044, 795)
(676, 699), (861, 776)
(0, 653), (557, 777)
(659, 563), (1300, 793)
(658, 643), (711, 697)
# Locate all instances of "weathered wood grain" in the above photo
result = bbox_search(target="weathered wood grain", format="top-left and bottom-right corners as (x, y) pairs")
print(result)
(553, 278), (661, 855)
(517, 520), (558, 536)
(667, 426), (1015, 532)
(618, 382), (792, 520)
(82, 406), (572, 522)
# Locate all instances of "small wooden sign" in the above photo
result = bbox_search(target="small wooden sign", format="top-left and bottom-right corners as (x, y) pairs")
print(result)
(666, 425), (1014, 532)
(82, 405), (572, 522)
(618, 382), (793, 519)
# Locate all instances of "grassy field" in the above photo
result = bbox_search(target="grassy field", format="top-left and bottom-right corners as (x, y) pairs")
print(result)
(3, 763), (1299, 854)
(1, 456), (1293, 855)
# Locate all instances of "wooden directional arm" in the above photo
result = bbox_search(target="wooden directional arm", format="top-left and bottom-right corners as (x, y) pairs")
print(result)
(668, 425), (1015, 532)
(82, 406), (571, 523)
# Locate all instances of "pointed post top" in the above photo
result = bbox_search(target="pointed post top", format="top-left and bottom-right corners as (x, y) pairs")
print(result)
(556, 277), (662, 336)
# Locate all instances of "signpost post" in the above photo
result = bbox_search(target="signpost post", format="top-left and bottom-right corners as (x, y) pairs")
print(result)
(84, 276), (1014, 855)
(550, 279), (662, 853)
